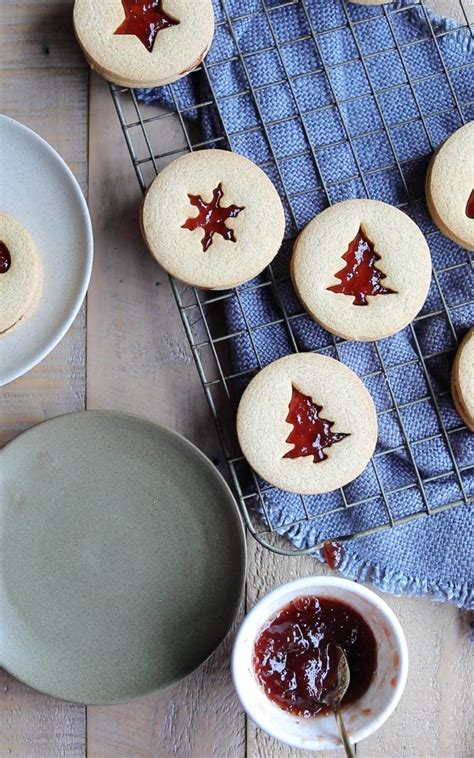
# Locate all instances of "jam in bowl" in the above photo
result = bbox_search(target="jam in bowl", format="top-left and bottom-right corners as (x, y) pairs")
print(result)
(253, 594), (377, 717)
(232, 577), (408, 752)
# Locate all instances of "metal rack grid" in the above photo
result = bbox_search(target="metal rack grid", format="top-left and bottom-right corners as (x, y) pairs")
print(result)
(111, 0), (474, 555)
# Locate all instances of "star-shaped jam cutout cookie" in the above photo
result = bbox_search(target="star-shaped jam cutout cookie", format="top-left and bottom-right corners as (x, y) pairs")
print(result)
(182, 183), (245, 252)
(114, 0), (179, 53)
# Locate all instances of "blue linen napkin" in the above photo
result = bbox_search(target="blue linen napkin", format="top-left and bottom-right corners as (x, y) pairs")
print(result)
(138, 0), (474, 609)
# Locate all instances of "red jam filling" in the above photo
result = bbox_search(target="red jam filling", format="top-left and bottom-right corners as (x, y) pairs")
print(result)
(253, 595), (377, 717)
(0, 241), (11, 273)
(283, 385), (349, 463)
(114, 0), (179, 53)
(182, 183), (244, 252)
(327, 226), (396, 306)
(321, 540), (344, 570)
(466, 189), (474, 219)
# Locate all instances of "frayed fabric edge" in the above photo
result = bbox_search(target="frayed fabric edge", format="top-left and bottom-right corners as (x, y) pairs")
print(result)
(273, 519), (474, 610)
(315, 550), (474, 610)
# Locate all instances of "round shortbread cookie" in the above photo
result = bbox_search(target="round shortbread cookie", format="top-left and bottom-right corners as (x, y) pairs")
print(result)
(425, 122), (474, 251)
(0, 212), (43, 337)
(141, 150), (285, 290)
(451, 328), (474, 431)
(236, 353), (378, 495)
(73, 0), (214, 88)
(291, 199), (432, 342)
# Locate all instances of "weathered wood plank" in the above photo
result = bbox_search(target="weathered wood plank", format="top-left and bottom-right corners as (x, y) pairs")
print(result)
(85, 73), (244, 758)
(246, 541), (473, 758)
(358, 599), (473, 757)
(0, 69), (88, 449)
(0, 68), (89, 186)
(0, 676), (86, 758)
(87, 628), (245, 758)
(0, 1), (85, 70)
(85, 75), (222, 456)
(0, 32), (88, 758)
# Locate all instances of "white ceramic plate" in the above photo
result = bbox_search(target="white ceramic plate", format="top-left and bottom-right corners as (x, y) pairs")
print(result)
(0, 116), (93, 385)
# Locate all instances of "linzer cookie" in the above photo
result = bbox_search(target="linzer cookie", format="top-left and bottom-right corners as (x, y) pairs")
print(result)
(0, 212), (43, 336)
(425, 122), (474, 251)
(451, 328), (474, 431)
(236, 353), (377, 495)
(141, 149), (285, 289)
(291, 199), (432, 342)
(73, 0), (214, 88)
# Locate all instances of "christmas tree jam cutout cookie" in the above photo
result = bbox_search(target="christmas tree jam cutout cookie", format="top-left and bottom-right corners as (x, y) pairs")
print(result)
(114, 0), (179, 53)
(326, 226), (396, 306)
(283, 385), (350, 463)
(425, 122), (474, 251)
(182, 183), (245, 252)
(236, 353), (377, 495)
(291, 199), (431, 342)
(451, 329), (474, 432)
(0, 212), (43, 337)
(73, 0), (214, 88)
(141, 150), (285, 290)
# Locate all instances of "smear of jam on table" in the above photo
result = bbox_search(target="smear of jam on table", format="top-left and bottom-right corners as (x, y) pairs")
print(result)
(327, 226), (396, 306)
(182, 183), (244, 251)
(321, 540), (344, 570)
(283, 385), (349, 463)
(0, 241), (11, 273)
(466, 189), (474, 219)
(254, 595), (377, 717)
(114, 0), (179, 53)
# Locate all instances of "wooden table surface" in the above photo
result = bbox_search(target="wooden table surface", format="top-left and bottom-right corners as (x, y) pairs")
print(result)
(1, 2), (472, 756)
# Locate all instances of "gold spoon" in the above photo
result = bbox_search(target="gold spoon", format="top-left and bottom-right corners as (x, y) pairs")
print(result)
(319, 645), (355, 758)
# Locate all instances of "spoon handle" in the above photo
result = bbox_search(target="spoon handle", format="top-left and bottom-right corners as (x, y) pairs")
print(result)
(334, 705), (355, 758)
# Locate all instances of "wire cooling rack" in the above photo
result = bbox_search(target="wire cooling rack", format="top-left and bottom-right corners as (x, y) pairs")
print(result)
(111, 0), (474, 555)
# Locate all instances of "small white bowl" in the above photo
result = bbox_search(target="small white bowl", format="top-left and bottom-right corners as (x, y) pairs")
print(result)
(232, 576), (408, 752)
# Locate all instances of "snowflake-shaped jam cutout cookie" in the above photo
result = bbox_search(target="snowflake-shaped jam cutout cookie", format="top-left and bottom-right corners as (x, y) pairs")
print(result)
(182, 183), (245, 251)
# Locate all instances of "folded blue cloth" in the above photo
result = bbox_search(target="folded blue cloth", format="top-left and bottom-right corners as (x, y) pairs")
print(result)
(138, 0), (474, 609)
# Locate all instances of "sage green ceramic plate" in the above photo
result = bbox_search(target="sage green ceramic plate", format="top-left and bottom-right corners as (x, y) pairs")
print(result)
(0, 411), (246, 704)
